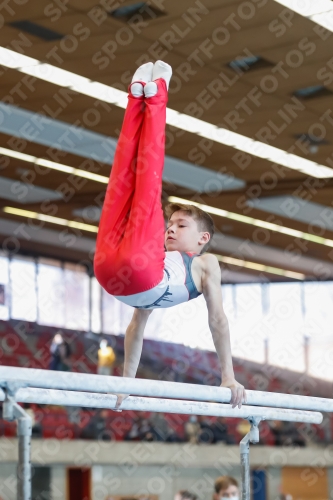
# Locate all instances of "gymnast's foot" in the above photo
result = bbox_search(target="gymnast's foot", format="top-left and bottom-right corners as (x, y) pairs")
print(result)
(130, 62), (154, 97)
(144, 60), (172, 98)
(115, 393), (129, 411)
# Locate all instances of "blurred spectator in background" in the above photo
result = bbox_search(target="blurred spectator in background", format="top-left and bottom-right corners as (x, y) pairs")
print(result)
(269, 420), (285, 446)
(124, 415), (142, 441)
(236, 419), (251, 438)
(197, 415), (214, 444)
(0, 284), (5, 305)
(212, 417), (235, 444)
(125, 413), (153, 441)
(22, 404), (42, 438)
(97, 339), (116, 375)
(149, 412), (182, 442)
(185, 415), (200, 443)
(269, 420), (306, 447)
(214, 476), (239, 500)
(81, 409), (111, 441)
(49, 333), (71, 371)
(174, 490), (197, 500)
(49, 333), (75, 422)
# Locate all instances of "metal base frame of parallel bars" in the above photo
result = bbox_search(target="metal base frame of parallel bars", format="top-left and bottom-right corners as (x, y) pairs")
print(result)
(2, 386), (32, 500)
(1, 388), (261, 500)
(240, 417), (261, 500)
(0, 366), (329, 500)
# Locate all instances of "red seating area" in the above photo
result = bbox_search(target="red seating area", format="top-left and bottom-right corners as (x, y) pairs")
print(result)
(0, 328), (36, 368)
(0, 319), (329, 445)
(0, 404), (273, 444)
(0, 322), (97, 373)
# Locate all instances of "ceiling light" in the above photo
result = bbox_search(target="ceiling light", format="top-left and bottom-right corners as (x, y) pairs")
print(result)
(311, 12), (333, 30)
(70, 81), (125, 104)
(2, 46), (333, 180)
(214, 254), (305, 280)
(22, 63), (91, 88)
(0, 147), (108, 184)
(274, 0), (333, 16)
(168, 196), (333, 248)
(274, 1), (333, 29)
(0, 147), (36, 163)
(3, 207), (98, 233)
(0, 47), (39, 69)
(0, 206), (309, 280)
(0, 111), (244, 193)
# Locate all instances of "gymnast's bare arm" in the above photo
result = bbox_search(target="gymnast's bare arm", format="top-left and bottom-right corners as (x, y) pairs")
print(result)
(115, 256), (246, 410)
(123, 308), (152, 378)
(115, 308), (152, 409)
(201, 253), (247, 409)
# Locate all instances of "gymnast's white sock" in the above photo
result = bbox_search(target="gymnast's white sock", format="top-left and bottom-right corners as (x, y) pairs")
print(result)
(130, 62), (154, 97)
(144, 60), (172, 98)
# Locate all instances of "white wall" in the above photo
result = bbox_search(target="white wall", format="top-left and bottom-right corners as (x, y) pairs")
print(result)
(91, 464), (241, 500)
(50, 466), (66, 500)
(266, 467), (282, 500)
(0, 464), (16, 500)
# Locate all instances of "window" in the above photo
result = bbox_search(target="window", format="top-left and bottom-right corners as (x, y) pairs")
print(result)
(10, 256), (37, 322)
(0, 253), (9, 320)
(91, 277), (102, 334)
(4, 250), (333, 383)
(231, 284), (265, 363)
(63, 263), (89, 331)
(304, 281), (333, 379)
(266, 283), (304, 372)
(102, 290), (134, 335)
(37, 258), (65, 328)
(154, 295), (211, 349)
(222, 284), (237, 320)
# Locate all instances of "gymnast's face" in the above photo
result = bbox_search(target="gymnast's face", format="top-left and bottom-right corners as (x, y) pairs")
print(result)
(165, 211), (210, 253)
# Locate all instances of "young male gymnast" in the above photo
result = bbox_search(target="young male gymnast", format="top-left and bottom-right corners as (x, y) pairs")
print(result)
(94, 61), (246, 410)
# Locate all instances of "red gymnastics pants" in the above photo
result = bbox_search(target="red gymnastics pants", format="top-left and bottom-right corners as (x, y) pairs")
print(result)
(94, 78), (168, 296)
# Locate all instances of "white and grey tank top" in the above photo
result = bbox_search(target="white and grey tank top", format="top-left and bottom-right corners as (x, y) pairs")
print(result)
(114, 251), (202, 310)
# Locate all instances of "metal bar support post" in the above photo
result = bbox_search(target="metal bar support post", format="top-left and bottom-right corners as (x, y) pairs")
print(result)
(240, 417), (261, 500)
(3, 391), (32, 500)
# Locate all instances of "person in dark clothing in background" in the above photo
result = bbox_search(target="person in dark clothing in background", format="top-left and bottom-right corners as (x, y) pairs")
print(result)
(269, 420), (306, 447)
(49, 333), (71, 371)
(212, 417), (235, 444)
(149, 412), (182, 442)
(81, 410), (111, 441)
(197, 415), (215, 444)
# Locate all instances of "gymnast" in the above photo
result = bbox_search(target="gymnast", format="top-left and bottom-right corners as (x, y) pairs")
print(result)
(94, 61), (246, 410)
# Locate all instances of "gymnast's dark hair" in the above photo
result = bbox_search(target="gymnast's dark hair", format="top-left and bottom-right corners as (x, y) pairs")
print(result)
(165, 202), (215, 253)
